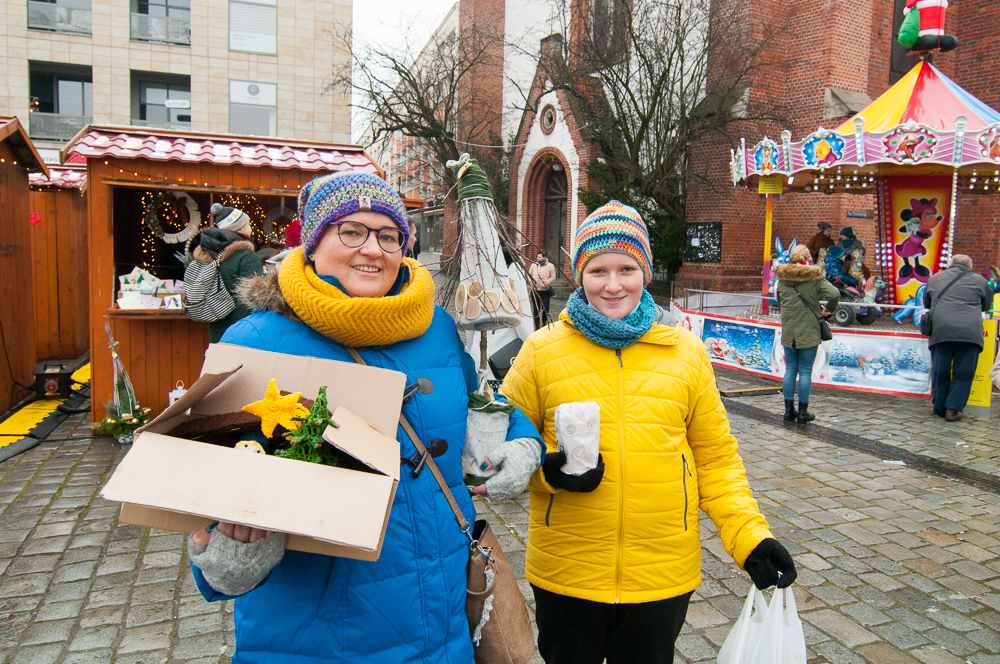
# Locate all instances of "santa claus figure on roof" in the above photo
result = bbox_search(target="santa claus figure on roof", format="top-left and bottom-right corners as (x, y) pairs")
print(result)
(902, 0), (958, 53)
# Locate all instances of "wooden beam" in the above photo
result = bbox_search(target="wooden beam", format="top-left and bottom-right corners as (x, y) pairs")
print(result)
(100, 178), (300, 196)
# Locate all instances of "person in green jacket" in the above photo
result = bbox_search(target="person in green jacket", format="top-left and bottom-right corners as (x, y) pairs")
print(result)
(775, 245), (840, 423)
(190, 204), (263, 342)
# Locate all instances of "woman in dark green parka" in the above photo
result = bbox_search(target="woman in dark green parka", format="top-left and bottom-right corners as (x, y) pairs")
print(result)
(190, 215), (263, 342)
(775, 245), (840, 423)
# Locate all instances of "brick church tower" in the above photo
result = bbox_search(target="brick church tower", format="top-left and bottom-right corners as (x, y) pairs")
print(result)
(677, 0), (1000, 291)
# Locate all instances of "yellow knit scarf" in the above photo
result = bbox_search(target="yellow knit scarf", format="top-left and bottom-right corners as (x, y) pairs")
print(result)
(278, 246), (435, 347)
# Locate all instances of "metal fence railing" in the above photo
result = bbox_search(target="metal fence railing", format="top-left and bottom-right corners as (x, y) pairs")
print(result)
(27, 1), (91, 35)
(130, 13), (190, 45)
(29, 112), (91, 142)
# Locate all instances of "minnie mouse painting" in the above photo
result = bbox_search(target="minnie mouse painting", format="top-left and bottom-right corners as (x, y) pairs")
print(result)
(896, 197), (943, 285)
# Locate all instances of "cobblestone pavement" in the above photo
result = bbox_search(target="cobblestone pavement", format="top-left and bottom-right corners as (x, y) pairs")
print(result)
(716, 365), (1000, 477)
(3, 383), (1000, 662)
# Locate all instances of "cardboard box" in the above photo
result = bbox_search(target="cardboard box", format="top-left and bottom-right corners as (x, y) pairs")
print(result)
(100, 343), (407, 560)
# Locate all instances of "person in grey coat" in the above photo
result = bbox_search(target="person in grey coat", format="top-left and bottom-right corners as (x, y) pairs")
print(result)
(922, 254), (991, 422)
(776, 245), (840, 423)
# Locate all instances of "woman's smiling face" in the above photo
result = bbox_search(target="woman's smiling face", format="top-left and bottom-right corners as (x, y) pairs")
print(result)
(580, 253), (644, 319)
(311, 211), (404, 298)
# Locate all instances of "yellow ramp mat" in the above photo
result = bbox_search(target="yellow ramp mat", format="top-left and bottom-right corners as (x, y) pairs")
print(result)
(0, 398), (64, 449)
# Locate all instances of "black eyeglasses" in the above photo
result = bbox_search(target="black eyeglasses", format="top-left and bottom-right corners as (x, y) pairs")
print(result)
(333, 221), (405, 252)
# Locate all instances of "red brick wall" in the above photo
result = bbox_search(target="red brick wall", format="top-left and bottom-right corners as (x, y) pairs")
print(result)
(679, 0), (1000, 290)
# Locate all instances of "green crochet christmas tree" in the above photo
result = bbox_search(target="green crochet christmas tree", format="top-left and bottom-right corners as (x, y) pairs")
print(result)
(275, 386), (341, 466)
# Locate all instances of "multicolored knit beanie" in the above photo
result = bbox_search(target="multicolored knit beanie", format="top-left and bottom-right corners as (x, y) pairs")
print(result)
(298, 171), (409, 257)
(572, 200), (653, 284)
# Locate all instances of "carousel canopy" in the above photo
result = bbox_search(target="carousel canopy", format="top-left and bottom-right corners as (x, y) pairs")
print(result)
(732, 61), (1000, 191)
(835, 61), (1000, 133)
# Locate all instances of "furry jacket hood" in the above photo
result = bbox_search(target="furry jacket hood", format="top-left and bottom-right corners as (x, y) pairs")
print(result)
(235, 270), (299, 321)
(193, 228), (255, 264)
(775, 263), (826, 283)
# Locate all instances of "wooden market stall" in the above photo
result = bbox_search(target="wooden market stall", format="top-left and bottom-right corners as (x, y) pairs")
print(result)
(0, 117), (48, 413)
(29, 163), (90, 361)
(59, 125), (382, 420)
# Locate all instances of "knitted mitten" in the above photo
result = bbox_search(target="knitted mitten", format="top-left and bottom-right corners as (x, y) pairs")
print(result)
(189, 528), (286, 596)
(482, 437), (543, 502)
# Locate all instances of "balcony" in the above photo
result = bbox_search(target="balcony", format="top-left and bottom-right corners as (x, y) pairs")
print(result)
(130, 118), (191, 131)
(29, 112), (91, 142)
(27, 1), (92, 35)
(130, 13), (190, 45)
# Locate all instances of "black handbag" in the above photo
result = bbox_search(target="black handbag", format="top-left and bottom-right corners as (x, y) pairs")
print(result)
(488, 338), (523, 380)
(920, 271), (968, 336)
(794, 286), (833, 342)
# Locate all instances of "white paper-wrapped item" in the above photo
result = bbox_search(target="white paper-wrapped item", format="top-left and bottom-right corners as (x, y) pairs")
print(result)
(462, 408), (508, 480)
(554, 401), (601, 475)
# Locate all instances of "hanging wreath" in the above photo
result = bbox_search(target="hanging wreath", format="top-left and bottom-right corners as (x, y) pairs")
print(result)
(143, 191), (202, 244)
(262, 205), (296, 244)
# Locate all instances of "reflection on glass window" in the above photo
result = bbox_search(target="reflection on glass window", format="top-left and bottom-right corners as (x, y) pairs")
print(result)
(136, 0), (189, 19)
(139, 81), (191, 124)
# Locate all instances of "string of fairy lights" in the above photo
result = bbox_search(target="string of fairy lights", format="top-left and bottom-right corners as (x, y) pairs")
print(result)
(803, 167), (878, 193)
(138, 190), (296, 274)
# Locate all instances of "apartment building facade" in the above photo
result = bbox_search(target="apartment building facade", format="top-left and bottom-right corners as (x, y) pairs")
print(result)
(1, 0), (353, 163)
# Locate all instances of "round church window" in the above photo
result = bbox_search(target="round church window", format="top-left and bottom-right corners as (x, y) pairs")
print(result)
(540, 104), (556, 135)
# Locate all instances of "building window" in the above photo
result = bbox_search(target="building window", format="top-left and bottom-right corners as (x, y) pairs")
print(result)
(229, 80), (277, 136)
(28, 61), (93, 141)
(27, 0), (92, 36)
(684, 222), (722, 263)
(29, 63), (92, 116)
(131, 0), (190, 44)
(131, 71), (191, 129)
(136, 0), (189, 18)
(230, 0), (277, 55)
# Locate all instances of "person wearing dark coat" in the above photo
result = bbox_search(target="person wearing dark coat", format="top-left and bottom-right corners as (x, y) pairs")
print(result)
(776, 245), (841, 423)
(190, 221), (262, 342)
(922, 255), (991, 421)
(805, 222), (836, 263)
(839, 226), (866, 257)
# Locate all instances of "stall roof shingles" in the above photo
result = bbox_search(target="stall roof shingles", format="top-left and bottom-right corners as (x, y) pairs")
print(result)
(63, 127), (381, 175)
(30, 167), (86, 189)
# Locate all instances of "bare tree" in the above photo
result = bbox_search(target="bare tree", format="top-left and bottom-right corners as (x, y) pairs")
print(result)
(538, 0), (791, 272)
(330, 10), (507, 207)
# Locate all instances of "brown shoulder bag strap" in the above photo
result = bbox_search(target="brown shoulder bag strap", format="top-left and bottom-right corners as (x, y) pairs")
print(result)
(344, 347), (471, 536)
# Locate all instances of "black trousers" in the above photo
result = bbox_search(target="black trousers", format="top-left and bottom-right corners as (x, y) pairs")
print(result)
(930, 341), (981, 415)
(531, 584), (692, 664)
(531, 289), (552, 329)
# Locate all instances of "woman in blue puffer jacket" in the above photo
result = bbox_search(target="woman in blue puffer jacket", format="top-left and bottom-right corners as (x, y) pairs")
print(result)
(186, 171), (543, 663)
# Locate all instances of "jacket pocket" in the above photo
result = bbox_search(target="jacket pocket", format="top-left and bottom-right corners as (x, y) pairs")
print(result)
(545, 494), (555, 527)
(682, 454), (693, 531)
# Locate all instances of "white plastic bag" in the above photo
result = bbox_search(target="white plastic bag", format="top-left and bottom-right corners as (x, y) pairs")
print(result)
(717, 587), (805, 664)
(553, 401), (601, 475)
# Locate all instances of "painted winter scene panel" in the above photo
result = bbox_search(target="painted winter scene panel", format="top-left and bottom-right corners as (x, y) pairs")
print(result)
(702, 319), (776, 372)
(827, 334), (931, 394)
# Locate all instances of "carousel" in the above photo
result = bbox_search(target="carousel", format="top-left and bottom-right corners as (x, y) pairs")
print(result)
(676, 41), (1000, 399)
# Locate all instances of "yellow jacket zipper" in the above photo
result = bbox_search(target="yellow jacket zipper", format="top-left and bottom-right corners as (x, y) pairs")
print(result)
(615, 347), (625, 603)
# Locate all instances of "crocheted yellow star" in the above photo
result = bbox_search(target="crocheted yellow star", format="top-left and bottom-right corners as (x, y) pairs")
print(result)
(242, 379), (310, 438)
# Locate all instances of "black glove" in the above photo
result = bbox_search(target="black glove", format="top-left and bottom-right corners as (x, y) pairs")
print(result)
(542, 451), (604, 493)
(743, 538), (797, 589)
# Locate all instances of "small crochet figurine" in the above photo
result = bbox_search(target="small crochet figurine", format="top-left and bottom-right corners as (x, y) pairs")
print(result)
(276, 386), (342, 466)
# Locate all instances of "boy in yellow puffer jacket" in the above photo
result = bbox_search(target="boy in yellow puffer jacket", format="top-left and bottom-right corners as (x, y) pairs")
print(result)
(500, 201), (797, 664)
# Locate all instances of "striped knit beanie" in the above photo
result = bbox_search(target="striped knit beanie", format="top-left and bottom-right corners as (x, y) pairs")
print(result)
(298, 171), (409, 257)
(572, 201), (653, 284)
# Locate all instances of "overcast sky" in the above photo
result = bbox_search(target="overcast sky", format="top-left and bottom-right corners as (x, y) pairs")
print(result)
(351, 0), (457, 140)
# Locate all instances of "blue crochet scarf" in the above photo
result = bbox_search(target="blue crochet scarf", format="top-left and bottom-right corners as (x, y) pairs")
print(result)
(566, 288), (657, 349)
